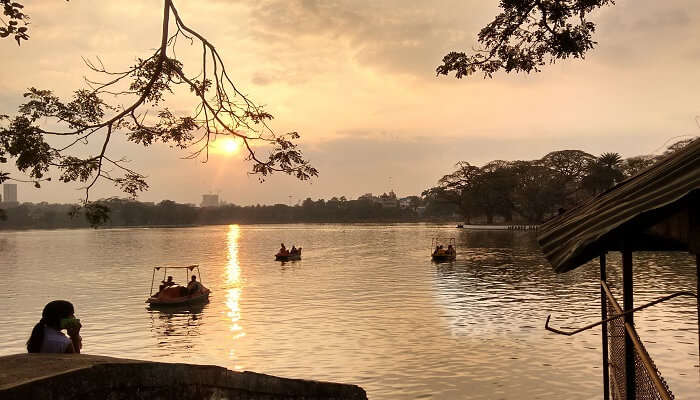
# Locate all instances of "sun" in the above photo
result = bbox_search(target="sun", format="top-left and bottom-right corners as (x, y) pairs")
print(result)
(217, 138), (240, 155)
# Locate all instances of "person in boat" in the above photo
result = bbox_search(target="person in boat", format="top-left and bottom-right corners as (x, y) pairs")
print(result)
(279, 243), (289, 256)
(290, 245), (297, 255)
(159, 275), (176, 292)
(27, 300), (82, 354)
(434, 245), (448, 256)
(447, 244), (454, 255)
(187, 275), (202, 295)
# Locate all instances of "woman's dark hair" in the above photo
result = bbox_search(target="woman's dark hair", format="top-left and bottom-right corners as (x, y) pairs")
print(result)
(27, 300), (74, 353)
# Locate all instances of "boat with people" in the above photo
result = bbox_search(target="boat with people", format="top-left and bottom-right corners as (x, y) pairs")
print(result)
(146, 265), (211, 307)
(431, 237), (457, 262)
(275, 243), (302, 261)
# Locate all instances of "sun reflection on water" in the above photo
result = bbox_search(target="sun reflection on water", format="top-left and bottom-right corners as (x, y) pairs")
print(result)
(225, 224), (245, 368)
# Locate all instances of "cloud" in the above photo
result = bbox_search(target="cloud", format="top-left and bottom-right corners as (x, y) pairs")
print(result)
(244, 0), (490, 78)
(593, 1), (700, 66)
(4, 1), (700, 206)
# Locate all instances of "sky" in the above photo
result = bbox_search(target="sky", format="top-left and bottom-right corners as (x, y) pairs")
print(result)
(1, 0), (699, 206)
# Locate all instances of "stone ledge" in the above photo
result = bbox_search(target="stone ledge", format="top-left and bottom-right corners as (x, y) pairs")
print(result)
(0, 354), (367, 400)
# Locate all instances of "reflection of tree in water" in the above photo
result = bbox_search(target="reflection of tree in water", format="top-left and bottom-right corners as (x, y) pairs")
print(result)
(449, 230), (548, 285)
(149, 303), (208, 350)
(435, 231), (600, 337)
(435, 230), (697, 339)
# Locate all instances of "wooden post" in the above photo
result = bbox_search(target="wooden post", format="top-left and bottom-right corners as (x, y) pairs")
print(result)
(623, 248), (635, 400)
(601, 254), (610, 400)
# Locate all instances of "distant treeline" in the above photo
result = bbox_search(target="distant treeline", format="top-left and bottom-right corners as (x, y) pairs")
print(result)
(0, 196), (459, 230)
(1, 138), (695, 229)
(422, 138), (696, 224)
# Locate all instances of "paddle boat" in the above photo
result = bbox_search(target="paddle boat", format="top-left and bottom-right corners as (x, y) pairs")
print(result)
(431, 237), (456, 262)
(275, 247), (302, 261)
(146, 265), (210, 307)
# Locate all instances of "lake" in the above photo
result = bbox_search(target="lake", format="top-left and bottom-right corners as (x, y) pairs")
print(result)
(0, 224), (697, 399)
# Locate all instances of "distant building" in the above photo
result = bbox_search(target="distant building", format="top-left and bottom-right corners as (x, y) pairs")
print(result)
(358, 193), (375, 202)
(201, 194), (219, 207)
(399, 197), (412, 209)
(1, 183), (19, 207)
(357, 191), (399, 208)
(377, 191), (398, 208)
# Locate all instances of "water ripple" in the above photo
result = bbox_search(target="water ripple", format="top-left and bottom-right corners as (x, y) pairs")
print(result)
(0, 225), (697, 399)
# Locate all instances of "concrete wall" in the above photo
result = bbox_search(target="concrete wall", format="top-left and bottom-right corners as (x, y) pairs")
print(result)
(0, 354), (367, 400)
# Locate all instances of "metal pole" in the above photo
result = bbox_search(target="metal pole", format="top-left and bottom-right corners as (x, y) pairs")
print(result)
(150, 268), (156, 296)
(623, 248), (635, 400)
(696, 254), (699, 380)
(601, 254), (610, 400)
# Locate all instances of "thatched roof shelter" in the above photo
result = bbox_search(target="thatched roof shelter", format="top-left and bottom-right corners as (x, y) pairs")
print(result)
(538, 138), (700, 273)
(537, 138), (699, 400)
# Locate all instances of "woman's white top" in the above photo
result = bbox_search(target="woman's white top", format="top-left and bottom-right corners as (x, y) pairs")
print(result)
(41, 326), (72, 353)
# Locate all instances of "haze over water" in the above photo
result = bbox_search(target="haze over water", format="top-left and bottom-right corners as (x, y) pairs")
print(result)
(1, 224), (697, 399)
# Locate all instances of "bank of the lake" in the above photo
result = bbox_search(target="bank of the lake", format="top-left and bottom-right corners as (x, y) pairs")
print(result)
(0, 354), (367, 399)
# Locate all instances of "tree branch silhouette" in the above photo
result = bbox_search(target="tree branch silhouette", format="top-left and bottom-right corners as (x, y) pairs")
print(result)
(0, 0), (317, 225)
(437, 0), (615, 78)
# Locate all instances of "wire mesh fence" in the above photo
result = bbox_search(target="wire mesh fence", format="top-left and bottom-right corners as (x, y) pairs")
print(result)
(604, 283), (675, 400)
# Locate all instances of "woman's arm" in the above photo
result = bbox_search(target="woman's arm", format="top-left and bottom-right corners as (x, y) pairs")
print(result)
(66, 323), (82, 354)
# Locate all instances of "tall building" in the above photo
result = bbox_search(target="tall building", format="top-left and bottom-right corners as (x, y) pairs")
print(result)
(3, 183), (18, 203)
(201, 194), (219, 207)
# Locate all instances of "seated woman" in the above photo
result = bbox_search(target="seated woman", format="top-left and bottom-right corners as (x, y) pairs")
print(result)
(27, 300), (82, 354)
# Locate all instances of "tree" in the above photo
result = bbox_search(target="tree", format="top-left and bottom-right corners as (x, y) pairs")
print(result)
(539, 149), (595, 204)
(539, 149), (595, 183)
(471, 160), (517, 224)
(510, 160), (566, 223)
(582, 152), (624, 195)
(437, 0), (615, 78)
(0, 1), (317, 224)
(661, 137), (696, 157)
(621, 155), (655, 178)
(423, 161), (480, 223)
(0, 0), (32, 44)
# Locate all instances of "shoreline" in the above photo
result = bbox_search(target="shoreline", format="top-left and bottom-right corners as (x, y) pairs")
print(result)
(0, 221), (540, 233)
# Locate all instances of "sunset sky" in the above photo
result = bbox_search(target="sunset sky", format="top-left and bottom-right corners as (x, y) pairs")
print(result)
(2, 0), (699, 205)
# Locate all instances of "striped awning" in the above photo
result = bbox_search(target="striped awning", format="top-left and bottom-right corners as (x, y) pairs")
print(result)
(538, 138), (700, 273)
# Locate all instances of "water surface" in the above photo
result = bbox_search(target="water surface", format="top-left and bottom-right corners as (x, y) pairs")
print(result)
(0, 224), (697, 399)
